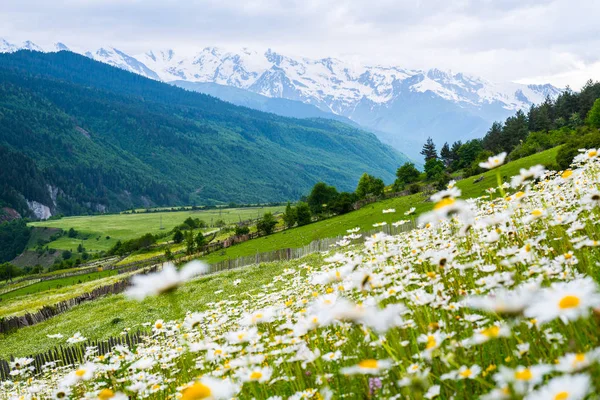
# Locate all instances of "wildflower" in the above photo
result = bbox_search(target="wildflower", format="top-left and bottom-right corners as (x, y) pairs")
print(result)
(463, 323), (511, 346)
(96, 389), (128, 400)
(405, 207), (416, 215)
(524, 277), (600, 324)
(524, 374), (591, 400)
(581, 190), (600, 208)
(180, 377), (238, 399)
(341, 359), (392, 375)
(455, 365), (482, 380)
(61, 362), (96, 387)
(382, 208), (396, 214)
(424, 385), (441, 399)
(555, 352), (594, 373)
(464, 282), (539, 315)
(479, 152), (507, 169)
(494, 365), (552, 394)
(237, 366), (273, 383)
(66, 332), (87, 344)
(47, 333), (64, 339)
(510, 165), (546, 188)
(125, 261), (209, 300)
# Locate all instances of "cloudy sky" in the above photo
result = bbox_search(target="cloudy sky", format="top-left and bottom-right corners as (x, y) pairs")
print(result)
(2, 0), (599, 88)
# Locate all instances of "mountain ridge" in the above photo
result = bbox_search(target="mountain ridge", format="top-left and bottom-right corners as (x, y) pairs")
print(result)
(0, 50), (406, 219)
(0, 39), (563, 159)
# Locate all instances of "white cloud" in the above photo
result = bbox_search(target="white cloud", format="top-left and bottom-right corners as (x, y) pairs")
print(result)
(1, 0), (598, 88)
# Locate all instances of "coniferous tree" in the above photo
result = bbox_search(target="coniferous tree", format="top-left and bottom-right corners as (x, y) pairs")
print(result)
(440, 142), (452, 167)
(420, 137), (437, 162)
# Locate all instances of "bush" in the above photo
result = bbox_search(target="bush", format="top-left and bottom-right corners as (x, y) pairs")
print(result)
(295, 202), (312, 226)
(556, 129), (600, 169)
(408, 184), (421, 194)
(234, 225), (250, 236)
(257, 213), (277, 235)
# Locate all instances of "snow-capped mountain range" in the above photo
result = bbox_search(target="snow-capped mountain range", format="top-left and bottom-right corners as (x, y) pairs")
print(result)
(0, 39), (562, 159)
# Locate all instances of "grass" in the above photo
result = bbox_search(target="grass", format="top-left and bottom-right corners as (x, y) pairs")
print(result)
(0, 268), (151, 319)
(0, 268), (121, 302)
(200, 147), (561, 264)
(0, 255), (322, 359)
(28, 206), (285, 252)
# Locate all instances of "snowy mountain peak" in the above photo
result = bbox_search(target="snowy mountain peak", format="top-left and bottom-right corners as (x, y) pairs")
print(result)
(0, 38), (17, 53)
(55, 42), (70, 52)
(21, 40), (43, 52)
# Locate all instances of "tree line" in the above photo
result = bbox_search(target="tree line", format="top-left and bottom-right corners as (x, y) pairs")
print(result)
(393, 80), (600, 191)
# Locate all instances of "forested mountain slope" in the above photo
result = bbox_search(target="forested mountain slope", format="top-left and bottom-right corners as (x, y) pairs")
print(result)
(0, 51), (406, 217)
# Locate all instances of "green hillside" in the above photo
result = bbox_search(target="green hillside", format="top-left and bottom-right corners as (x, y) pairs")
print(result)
(0, 50), (407, 217)
(201, 146), (561, 263)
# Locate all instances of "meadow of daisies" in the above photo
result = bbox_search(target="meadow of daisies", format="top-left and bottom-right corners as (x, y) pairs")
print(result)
(3, 148), (600, 399)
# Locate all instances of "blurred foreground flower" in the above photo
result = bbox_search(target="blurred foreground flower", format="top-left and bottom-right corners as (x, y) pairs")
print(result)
(125, 261), (209, 300)
(479, 152), (507, 169)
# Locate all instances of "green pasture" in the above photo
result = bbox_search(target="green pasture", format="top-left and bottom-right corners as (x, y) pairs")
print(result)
(0, 255), (321, 359)
(28, 206), (285, 252)
(0, 268), (120, 303)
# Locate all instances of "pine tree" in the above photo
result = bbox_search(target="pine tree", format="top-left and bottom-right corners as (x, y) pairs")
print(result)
(420, 137), (437, 162)
(440, 142), (451, 166)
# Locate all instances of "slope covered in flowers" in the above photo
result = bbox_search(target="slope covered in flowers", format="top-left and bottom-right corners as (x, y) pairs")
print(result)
(3, 149), (600, 399)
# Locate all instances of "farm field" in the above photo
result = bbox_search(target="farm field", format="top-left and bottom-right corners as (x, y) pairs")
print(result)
(0, 268), (152, 318)
(28, 206), (285, 252)
(201, 147), (561, 264)
(2, 148), (600, 399)
(0, 268), (120, 302)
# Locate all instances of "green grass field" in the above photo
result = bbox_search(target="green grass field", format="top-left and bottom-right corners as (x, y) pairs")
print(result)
(0, 268), (120, 302)
(0, 255), (320, 359)
(28, 206), (285, 252)
(200, 147), (561, 264)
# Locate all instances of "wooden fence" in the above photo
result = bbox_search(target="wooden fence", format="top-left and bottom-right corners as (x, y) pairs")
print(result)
(0, 266), (158, 334)
(0, 330), (147, 381)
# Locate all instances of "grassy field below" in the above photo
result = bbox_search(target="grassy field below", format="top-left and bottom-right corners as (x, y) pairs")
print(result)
(28, 206), (285, 252)
(0, 268), (121, 302)
(0, 255), (322, 359)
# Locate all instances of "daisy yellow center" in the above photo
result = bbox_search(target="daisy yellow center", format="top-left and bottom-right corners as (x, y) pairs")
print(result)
(434, 198), (455, 210)
(155, 323), (163, 329)
(515, 191), (525, 198)
(459, 368), (472, 378)
(214, 349), (222, 355)
(575, 353), (586, 363)
(98, 389), (115, 400)
(514, 369), (532, 381)
(561, 170), (573, 179)
(75, 369), (86, 377)
(588, 150), (598, 158)
(558, 295), (580, 309)
(358, 359), (379, 369)
(250, 371), (263, 380)
(426, 336), (437, 350)
(181, 382), (212, 399)
(531, 209), (543, 217)
(554, 392), (569, 400)
(481, 326), (500, 338)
